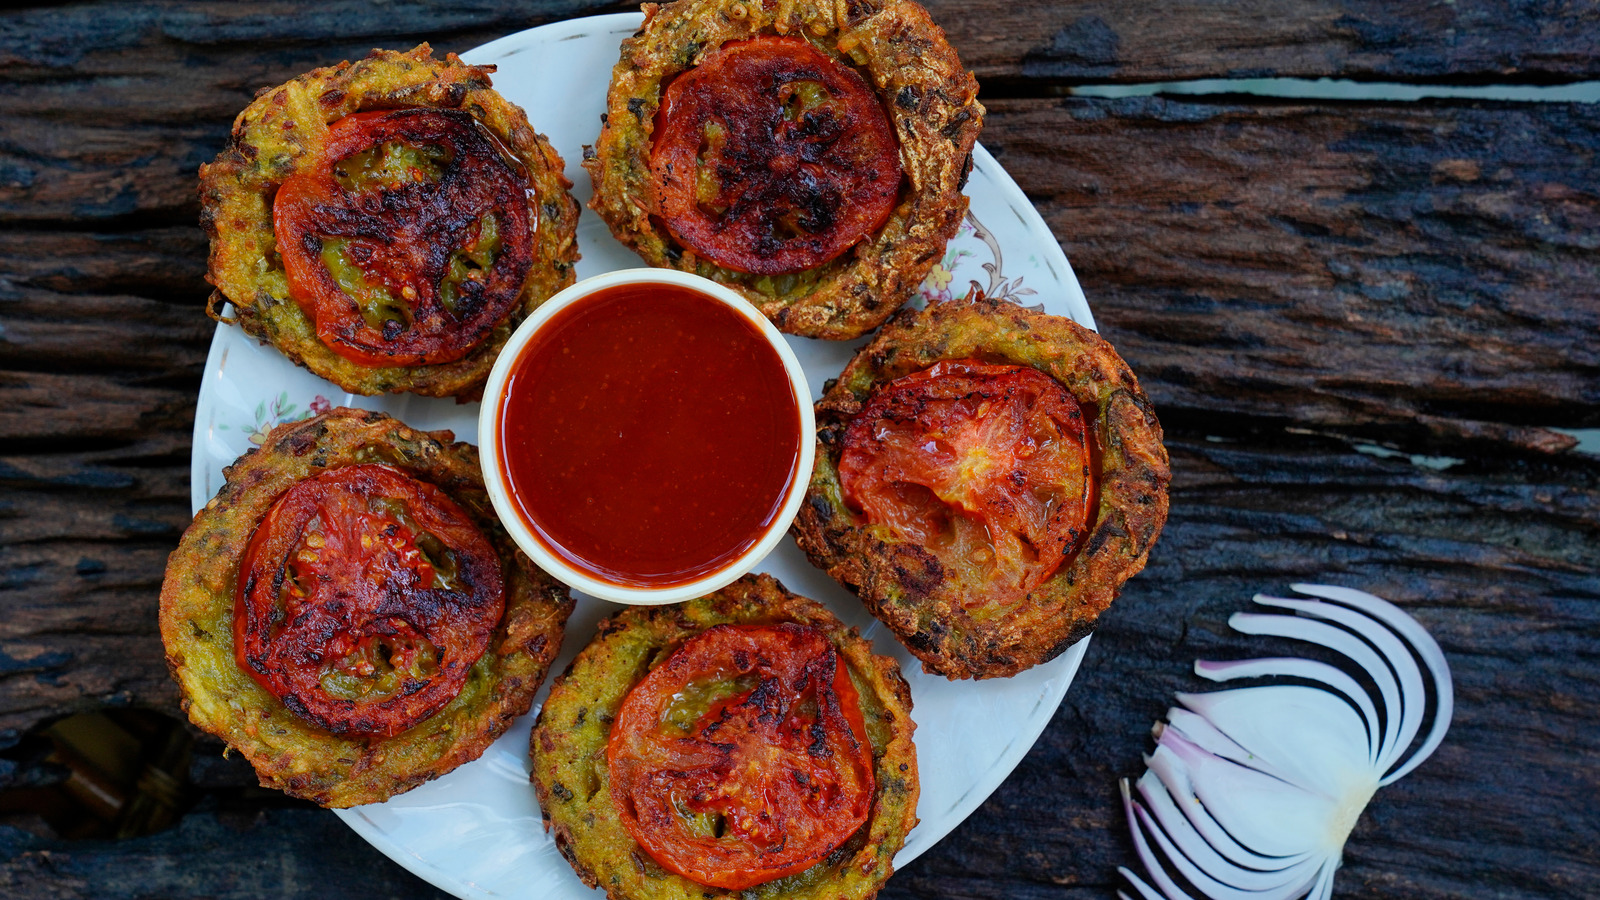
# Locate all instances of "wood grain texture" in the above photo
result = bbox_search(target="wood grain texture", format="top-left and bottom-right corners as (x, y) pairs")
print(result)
(3, 1), (1597, 95)
(2, 1), (1598, 898)
(966, 0), (1600, 86)
(0, 802), (452, 899)
(985, 96), (1600, 456)
(6, 1), (1600, 222)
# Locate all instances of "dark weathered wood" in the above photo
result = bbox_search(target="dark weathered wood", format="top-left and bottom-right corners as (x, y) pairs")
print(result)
(0, 802), (451, 899)
(966, 0), (1600, 86)
(4, 0), (1597, 94)
(0, 447), (190, 735)
(8, 2), (1600, 225)
(1, 293), (211, 372)
(0, 228), (208, 299)
(0, 372), (196, 445)
(986, 95), (1600, 456)
(2, 2), (1599, 899)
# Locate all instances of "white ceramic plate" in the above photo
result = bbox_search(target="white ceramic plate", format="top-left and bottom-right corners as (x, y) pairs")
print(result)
(189, 13), (1094, 899)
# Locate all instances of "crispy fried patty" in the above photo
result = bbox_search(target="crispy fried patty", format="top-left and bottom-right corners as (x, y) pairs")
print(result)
(159, 408), (573, 807)
(585, 0), (981, 340)
(793, 295), (1171, 679)
(531, 574), (918, 900)
(199, 45), (579, 397)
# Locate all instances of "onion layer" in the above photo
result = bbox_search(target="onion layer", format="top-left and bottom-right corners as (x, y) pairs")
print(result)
(1119, 584), (1453, 900)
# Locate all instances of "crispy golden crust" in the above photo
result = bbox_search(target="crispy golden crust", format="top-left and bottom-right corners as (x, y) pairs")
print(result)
(792, 296), (1171, 679)
(159, 408), (573, 807)
(531, 574), (918, 900)
(586, 0), (981, 340)
(199, 45), (579, 397)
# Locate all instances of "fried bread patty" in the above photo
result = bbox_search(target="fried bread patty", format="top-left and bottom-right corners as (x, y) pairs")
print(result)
(531, 574), (918, 900)
(200, 45), (579, 397)
(585, 0), (981, 340)
(160, 408), (572, 806)
(793, 295), (1171, 678)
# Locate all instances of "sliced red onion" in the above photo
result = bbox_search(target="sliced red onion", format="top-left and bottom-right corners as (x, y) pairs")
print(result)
(1119, 585), (1453, 900)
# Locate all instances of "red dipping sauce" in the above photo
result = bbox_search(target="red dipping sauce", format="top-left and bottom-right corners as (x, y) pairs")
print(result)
(497, 283), (802, 587)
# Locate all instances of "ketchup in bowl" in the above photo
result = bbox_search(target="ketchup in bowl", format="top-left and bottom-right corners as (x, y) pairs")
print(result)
(480, 270), (813, 603)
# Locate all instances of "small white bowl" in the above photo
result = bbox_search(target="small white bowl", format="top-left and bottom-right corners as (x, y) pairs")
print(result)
(478, 268), (815, 605)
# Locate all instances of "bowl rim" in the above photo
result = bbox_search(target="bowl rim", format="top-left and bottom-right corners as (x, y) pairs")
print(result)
(477, 267), (816, 605)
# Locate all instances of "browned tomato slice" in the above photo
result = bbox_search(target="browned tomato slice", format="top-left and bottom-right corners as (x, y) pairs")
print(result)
(607, 623), (875, 890)
(650, 36), (901, 275)
(838, 359), (1093, 601)
(273, 109), (534, 367)
(234, 464), (504, 737)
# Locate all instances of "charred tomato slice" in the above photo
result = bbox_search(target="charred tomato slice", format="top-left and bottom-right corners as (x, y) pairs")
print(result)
(273, 109), (534, 367)
(838, 360), (1094, 602)
(607, 623), (875, 890)
(234, 464), (504, 737)
(650, 36), (901, 276)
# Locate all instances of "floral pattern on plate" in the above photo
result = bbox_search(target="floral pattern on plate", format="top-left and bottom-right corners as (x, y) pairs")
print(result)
(217, 391), (332, 446)
(919, 211), (1042, 306)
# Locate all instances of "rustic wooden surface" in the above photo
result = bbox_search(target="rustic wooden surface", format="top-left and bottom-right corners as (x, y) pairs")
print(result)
(2, 1), (1597, 897)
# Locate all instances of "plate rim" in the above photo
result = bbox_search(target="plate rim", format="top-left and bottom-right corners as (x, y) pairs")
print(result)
(187, 11), (1096, 899)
